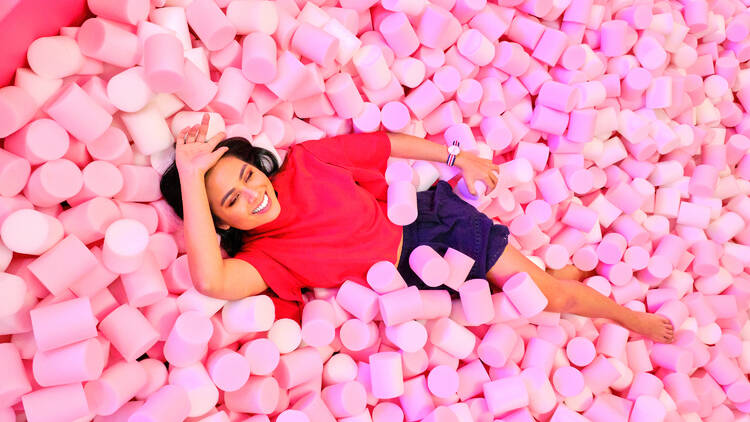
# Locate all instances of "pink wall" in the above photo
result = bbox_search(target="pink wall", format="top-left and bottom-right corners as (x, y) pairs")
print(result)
(0, 0), (89, 86)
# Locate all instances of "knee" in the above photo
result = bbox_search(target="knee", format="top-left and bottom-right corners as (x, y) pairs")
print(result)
(548, 286), (577, 313)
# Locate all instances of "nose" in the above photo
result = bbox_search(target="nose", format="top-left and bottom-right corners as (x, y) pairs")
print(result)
(239, 186), (262, 205)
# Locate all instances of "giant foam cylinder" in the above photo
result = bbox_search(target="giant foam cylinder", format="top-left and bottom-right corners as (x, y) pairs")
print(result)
(27, 235), (98, 296)
(163, 310), (213, 367)
(301, 299), (336, 347)
(222, 294), (275, 333)
(242, 32), (277, 84)
(87, 0), (150, 25)
(0, 150), (31, 196)
(4, 118), (69, 166)
(43, 83), (113, 144)
(429, 317), (476, 359)
(379, 12), (420, 58)
(502, 272), (549, 317)
(369, 351), (404, 399)
(29, 297), (98, 352)
(128, 384), (191, 422)
(459, 278), (495, 325)
(386, 180), (418, 226)
(84, 360), (148, 415)
(119, 102), (174, 155)
(143, 33), (185, 93)
(185, 0), (237, 51)
(0, 86), (37, 138)
(325, 72), (364, 119)
(102, 219), (150, 274)
(98, 304), (160, 362)
(272, 347), (324, 389)
(21, 383), (90, 422)
(378, 285), (423, 326)
(335, 280), (379, 323)
(0, 343), (32, 406)
(408, 245), (450, 287)
(0, 209), (63, 255)
(31, 337), (104, 386)
(176, 59), (219, 111)
(353, 45), (392, 91)
(77, 18), (140, 68)
(366, 260), (408, 294)
(22, 159), (83, 208)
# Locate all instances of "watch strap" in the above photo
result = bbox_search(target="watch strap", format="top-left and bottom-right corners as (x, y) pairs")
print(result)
(447, 140), (459, 167)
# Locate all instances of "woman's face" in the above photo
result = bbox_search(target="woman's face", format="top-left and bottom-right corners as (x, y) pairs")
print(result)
(204, 155), (280, 231)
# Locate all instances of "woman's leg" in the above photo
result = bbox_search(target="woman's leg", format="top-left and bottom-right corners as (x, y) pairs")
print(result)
(485, 244), (675, 343)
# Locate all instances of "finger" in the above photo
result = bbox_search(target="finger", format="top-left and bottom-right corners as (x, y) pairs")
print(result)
(187, 125), (199, 143)
(177, 128), (188, 144)
(207, 132), (226, 148)
(198, 113), (210, 141)
(208, 146), (229, 166)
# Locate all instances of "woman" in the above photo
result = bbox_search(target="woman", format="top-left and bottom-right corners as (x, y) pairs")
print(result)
(161, 113), (674, 344)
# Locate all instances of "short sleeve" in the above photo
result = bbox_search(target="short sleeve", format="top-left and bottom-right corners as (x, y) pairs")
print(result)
(233, 248), (304, 302)
(297, 131), (391, 176)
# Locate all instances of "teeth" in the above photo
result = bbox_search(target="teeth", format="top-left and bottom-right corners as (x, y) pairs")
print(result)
(252, 194), (268, 214)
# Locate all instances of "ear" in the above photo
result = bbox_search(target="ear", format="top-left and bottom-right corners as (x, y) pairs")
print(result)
(217, 222), (231, 231)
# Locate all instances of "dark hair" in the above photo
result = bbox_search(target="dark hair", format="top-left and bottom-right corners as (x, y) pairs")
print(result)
(160, 137), (281, 257)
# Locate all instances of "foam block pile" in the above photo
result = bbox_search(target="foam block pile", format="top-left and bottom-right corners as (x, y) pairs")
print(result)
(1, 0), (750, 420)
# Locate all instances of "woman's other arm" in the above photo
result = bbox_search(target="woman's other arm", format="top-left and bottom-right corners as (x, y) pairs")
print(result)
(386, 132), (454, 164)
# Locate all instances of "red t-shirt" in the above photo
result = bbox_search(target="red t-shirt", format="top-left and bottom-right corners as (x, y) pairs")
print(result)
(234, 131), (403, 306)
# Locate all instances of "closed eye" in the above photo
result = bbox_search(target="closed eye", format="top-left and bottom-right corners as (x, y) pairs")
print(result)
(229, 170), (252, 207)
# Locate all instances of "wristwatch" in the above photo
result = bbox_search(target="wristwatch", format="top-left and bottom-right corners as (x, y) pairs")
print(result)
(447, 140), (460, 167)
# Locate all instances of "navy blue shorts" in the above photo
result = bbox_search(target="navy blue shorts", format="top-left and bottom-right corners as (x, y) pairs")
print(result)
(396, 180), (510, 299)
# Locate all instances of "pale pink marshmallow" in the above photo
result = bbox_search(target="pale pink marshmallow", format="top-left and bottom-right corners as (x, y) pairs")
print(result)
(77, 17), (140, 67)
(477, 323), (517, 368)
(265, 51), (308, 101)
(458, 278), (495, 325)
(425, 365), (459, 399)
(385, 320), (427, 353)
(379, 12), (420, 58)
(391, 57), (426, 89)
(378, 285), (423, 326)
(478, 77), (509, 118)
(321, 381), (366, 418)
(433, 65), (461, 98)
(26, 36), (84, 79)
(175, 59), (218, 111)
(479, 115), (512, 151)
(417, 5), (462, 51)
(22, 158), (82, 207)
(483, 375), (529, 416)
(143, 33), (184, 93)
(43, 82), (112, 143)
(21, 383), (90, 422)
(339, 319), (378, 351)
(0, 342), (31, 406)
(240, 338), (280, 375)
(353, 45), (391, 91)
(102, 218), (150, 274)
(84, 360), (147, 416)
(372, 402), (404, 422)
(369, 352), (404, 399)
(0, 86), (38, 141)
(272, 347), (323, 389)
(532, 27), (568, 66)
(185, 0), (236, 51)
(409, 245), (450, 287)
(455, 78), (482, 116)
(29, 297), (97, 352)
(381, 101), (411, 132)
(399, 375), (435, 421)
(98, 304), (159, 362)
(209, 67), (255, 121)
(106, 66), (153, 113)
(26, 235), (97, 296)
(404, 79), (444, 120)
(662, 372), (700, 413)
(387, 180), (418, 226)
(0, 155), (32, 202)
(222, 295), (275, 333)
(290, 391), (336, 421)
(129, 384), (191, 422)
(533, 167), (569, 205)
(66, 161), (123, 206)
(366, 260), (407, 294)
(4, 118), (69, 167)
(442, 247), (474, 291)
(322, 353), (357, 386)
(552, 366), (584, 397)
(205, 348), (251, 392)
(0, 209), (63, 255)
(226, 0), (278, 35)
(468, 4), (509, 40)
(0, 272), (26, 317)
(335, 280), (379, 323)
(566, 336), (596, 366)
(492, 41), (530, 76)
(688, 164), (719, 197)
(301, 299), (336, 347)
(429, 317), (476, 359)
(456, 29), (494, 66)
(224, 375), (278, 414)
(629, 395), (666, 422)
(276, 410), (309, 422)
(325, 73), (364, 119)
(240, 33), (277, 84)
(120, 103), (173, 156)
(31, 337), (104, 386)
(120, 251), (168, 307)
(88, 0), (149, 25)
(291, 22), (340, 67)
(596, 232), (627, 265)
(529, 104), (569, 135)
(163, 310), (213, 367)
(422, 101), (462, 135)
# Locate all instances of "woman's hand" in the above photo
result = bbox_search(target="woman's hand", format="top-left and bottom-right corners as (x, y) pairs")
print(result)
(455, 151), (499, 196)
(175, 113), (228, 179)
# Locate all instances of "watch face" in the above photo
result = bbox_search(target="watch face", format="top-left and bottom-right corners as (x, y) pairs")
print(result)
(448, 145), (460, 155)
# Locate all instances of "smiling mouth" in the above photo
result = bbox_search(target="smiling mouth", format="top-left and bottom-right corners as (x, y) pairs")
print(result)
(251, 193), (270, 214)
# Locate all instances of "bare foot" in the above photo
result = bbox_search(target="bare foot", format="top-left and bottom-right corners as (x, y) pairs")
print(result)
(622, 311), (675, 343)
